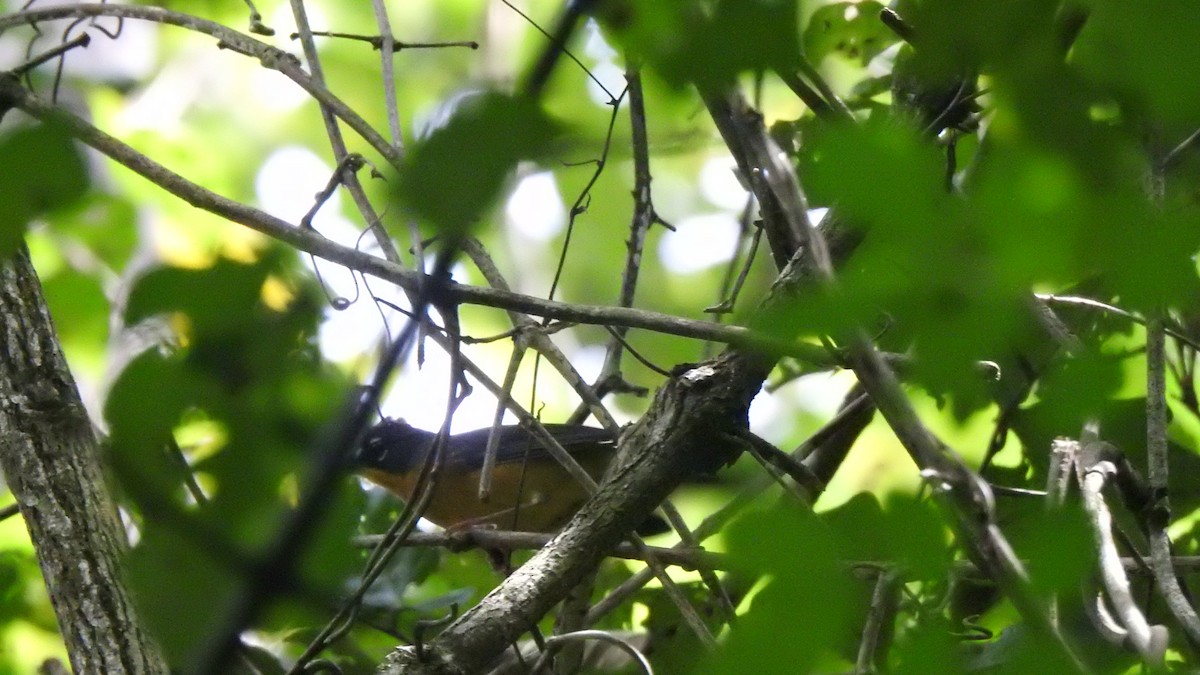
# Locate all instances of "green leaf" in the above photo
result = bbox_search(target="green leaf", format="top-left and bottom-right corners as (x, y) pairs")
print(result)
(0, 119), (89, 256)
(902, 0), (1059, 76)
(41, 267), (108, 354)
(50, 192), (139, 270)
(804, 1), (896, 66)
(892, 620), (964, 675)
(124, 255), (275, 331)
(712, 504), (860, 672)
(598, 0), (801, 89)
(707, 0), (803, 76)
(125, 523), (239, 668)
(398, 93), (559, 238)
(108, 253), (356, 665)
(1074, 0), (1200, 127)
(802, 118), (946, 228)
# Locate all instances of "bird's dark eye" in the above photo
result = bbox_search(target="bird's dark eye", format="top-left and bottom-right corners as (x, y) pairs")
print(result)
(366, 436), (384, 453)
(357, 434), (384, 462)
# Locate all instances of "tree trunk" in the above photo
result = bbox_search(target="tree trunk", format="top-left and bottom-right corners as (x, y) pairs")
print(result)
(0, 244), (167, 674)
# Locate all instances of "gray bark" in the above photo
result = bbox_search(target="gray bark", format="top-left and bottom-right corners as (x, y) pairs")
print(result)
(0, 245), (168, 674)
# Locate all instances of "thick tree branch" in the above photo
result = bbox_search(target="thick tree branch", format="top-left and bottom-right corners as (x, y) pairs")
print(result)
(701, 90), (805, 270)
(0, 246), (168, 674)
(380, 351), (772, 674)
(377, 85), (860, 674)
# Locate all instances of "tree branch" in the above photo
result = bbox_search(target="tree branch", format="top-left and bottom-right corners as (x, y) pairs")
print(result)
(380, 351), (772, 674)
(0, 246), (168, 673)
(1, 3), (400, 168)
(0, 75), (839, 367)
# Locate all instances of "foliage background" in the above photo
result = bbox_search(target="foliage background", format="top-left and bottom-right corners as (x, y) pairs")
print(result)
(1, 0), (1199, 673)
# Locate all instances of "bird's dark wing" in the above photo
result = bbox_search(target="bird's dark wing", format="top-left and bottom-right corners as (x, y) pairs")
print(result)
(445, 424), (617, 469)
(356, 419), (617, 473)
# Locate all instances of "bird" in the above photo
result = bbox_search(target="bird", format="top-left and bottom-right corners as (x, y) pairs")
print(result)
(355, 418), (667, 534)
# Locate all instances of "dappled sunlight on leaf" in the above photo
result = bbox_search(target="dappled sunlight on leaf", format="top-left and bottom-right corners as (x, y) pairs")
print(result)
(0, 119), (89, 257)
(105, 251), (356, 665)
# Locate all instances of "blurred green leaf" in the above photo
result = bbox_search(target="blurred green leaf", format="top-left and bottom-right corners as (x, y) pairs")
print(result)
(1016, 503), (1091, 600)
(107, 251), (356, 665)
(0, 551), (35, 624)
(800, 119), (1027, 416)
(902, 0), (1060, 77)
(1094, 207), (1200, 313)
(0, 119), (89, 256)
(709, 503), (859, 673)
(803, 118), (946, 229)
(50, 192), (139, 270)
(880, 494), (950, 582)
(125, 523), (240, 667)
(599, 0), (801, 89)
(105, 350), (199, 503)
(804, 1), (895, 66)
(124, 254), (277, 332)
(637, 582), (719, 673)
(398, 92), (559, 238)
(41, 267), (108, 356)
(1073, 0), (1200, 127)
(893, 618), (963, 675)
(706, 0), (803, 77)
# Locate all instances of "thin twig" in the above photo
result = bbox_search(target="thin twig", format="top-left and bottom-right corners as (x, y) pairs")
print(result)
(603, 325), (671, 377)
(705, 199), (762, 316)
(1163, 126), (1200, 171)
(299, 30), (477, 52)
(855, 570), (899, 674)
(366, 0), (404, 151)
(595, 66), (655, 383)
(1145, 313), (1200, 644)
(10, 32), (90, 76)
(1037, 293), (1200, 351)
(479, 343), (526, 500)
(531, 630), (654, 675)
(2, 4), (401, 169)
(287, 1), (402, 266)
(3, 77), (849, 365)
(502, 0), (610, 101)
(460, 239), (618, 430)
(545, 85), (628, 302)
(0, 503), (20, 523)
(796, 56), (854, 119)
(737, 429), (823, 496)
(1044, 438), (1076, 627)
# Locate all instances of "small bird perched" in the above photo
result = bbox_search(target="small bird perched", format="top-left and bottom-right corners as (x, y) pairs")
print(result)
(355, 418), (666, 534)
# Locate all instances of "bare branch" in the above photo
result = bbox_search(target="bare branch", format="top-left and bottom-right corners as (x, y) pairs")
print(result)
(2, 4), (401, 167)
(0, 76), (840, 367)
